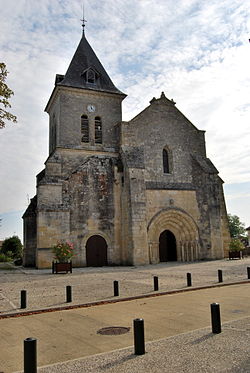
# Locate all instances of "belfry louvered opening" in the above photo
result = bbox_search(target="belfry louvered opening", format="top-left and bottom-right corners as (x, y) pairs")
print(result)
(95, 116), (102, 144)
(81, 115), (89, 142)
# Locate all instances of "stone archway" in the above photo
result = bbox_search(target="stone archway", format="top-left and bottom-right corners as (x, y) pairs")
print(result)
(86, 235), (108, 267)
(148, 208), (200, 263)
(159, 230), (177, 262)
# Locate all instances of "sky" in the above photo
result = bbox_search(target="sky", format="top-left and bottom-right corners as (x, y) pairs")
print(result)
(0, 0), (250, 242)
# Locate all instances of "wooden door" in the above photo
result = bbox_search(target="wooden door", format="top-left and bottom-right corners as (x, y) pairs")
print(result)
(86, 235), (108, 267)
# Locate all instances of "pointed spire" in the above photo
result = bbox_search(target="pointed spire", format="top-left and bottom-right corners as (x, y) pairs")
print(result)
(56, 13), (125, 97)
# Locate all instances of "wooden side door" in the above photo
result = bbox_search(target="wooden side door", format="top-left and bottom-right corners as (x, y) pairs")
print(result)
(86, 235), (108, 267)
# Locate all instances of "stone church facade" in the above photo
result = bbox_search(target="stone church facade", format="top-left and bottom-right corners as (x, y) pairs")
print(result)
(23, 27), (230, 268)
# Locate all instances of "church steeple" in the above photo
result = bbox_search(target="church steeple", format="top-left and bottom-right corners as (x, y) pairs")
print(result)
(56, 26), (125, 96)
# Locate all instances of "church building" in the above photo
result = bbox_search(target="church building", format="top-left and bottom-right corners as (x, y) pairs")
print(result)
(23, 24), (230, 268)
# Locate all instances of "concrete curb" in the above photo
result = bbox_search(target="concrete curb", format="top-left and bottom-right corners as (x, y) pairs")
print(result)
(1, 279), (249, 320)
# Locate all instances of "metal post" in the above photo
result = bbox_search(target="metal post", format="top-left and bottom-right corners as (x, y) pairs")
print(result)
(24, 337), (37, 373)
(218, 269), (223, 283)
(187, 273), (192, 287)
(66, 285), (72, 303)
(247, 267), (250, 279)
(153, 276), (159, 291)
(21, 290), (27, 309)
(210, 303), (221, 334)
(133, 318), (145, 355)
(114, 280), (119, 296)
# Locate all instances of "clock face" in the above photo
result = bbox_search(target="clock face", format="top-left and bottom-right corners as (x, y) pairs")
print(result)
(87, 104), (96, 113)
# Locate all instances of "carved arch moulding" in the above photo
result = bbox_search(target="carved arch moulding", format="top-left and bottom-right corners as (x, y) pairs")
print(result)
(147, 208), (200, 263)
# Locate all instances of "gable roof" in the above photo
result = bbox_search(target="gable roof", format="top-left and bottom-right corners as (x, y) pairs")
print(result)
(130, 92), (202, 133)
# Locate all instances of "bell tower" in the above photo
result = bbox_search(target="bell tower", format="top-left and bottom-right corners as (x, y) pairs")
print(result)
(23, 22), (127, 268)
(45, 23), (126, 154)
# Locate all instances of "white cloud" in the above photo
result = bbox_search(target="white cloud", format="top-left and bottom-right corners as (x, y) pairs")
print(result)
(0, 0), (250, 237)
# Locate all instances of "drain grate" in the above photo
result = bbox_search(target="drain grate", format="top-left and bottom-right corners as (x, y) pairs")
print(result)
(97, 326), (130, 335)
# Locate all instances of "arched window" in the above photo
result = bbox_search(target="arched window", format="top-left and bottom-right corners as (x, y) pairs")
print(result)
(95, 116), (102, 144)
(82, 67), (99, 85)
(87, 69), (95, 84)
(81, 115), (89, 143)
(163, 149), (170, 173)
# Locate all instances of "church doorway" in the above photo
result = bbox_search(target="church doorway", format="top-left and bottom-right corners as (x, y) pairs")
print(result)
(86, 235), (108, 267)
(159, 230), (177, 262)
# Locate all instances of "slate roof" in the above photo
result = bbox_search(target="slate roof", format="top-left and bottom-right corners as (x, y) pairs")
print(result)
(22, 195), (37, 218)
(57, 31), (125, 96)
(192, 154), (219, 174)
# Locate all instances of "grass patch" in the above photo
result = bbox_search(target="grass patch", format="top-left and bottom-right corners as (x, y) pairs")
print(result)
(0, 262), (18, 270)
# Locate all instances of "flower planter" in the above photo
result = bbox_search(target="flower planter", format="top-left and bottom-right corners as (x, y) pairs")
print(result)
(51, 241), (74, 272)
(228, 250), (242, 260)
(52, 261), (72, 274)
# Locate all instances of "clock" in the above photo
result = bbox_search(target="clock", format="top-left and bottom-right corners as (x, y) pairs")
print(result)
(87, 104), (96, 113)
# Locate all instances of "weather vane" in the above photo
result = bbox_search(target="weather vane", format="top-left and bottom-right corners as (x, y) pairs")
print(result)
(81, 2), (87, 32)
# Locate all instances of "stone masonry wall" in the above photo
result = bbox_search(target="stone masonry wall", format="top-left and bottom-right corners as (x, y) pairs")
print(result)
(52, 87), (123, 150)
(64, 156), (118, 265)
(129, 96), (206, 184)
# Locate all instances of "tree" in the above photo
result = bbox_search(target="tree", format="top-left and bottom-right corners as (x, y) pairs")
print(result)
(0, 62), (17, 128)
(227, 214), (246, 239)
(1, 235), (23, 259)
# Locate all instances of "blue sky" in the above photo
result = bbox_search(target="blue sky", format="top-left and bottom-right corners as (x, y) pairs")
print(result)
(0, 0), (250, 242)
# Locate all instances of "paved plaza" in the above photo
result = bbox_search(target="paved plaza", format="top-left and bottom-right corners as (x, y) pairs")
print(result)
(0, 258), (250, 372)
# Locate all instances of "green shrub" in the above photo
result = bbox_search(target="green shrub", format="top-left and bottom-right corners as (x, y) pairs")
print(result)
(6, 250), (14, 258)
(0, 253), (12, 262)
(1, 236), (23, 259)
(229, 238), (245, 252)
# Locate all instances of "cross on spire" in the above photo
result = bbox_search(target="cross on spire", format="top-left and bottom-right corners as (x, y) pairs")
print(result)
(81, 17), (87, 31)
(81, 3), (87, 34)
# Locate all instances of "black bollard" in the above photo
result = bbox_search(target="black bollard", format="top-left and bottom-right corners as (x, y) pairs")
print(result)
(114, 280), (119, 296)
(153, 276), (159, 291)
(21, 290), (27, 309)
(210, 303), (221, 334)
(24, 337), (37, 373)
(66, 285), (72, 303)
(133, 318), (145, 355)
(218, 269), (223, 283)
(187, 273), (192, 287)
(247, 267), (250, 280)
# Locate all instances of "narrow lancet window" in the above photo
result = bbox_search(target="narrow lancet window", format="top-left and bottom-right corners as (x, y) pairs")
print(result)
(95, 116), (102, 144)
(52, 124), (56, 150)
(49, 114), (57, 153)
(81, 115), (89, 143)
(163, 149), (170, 173)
